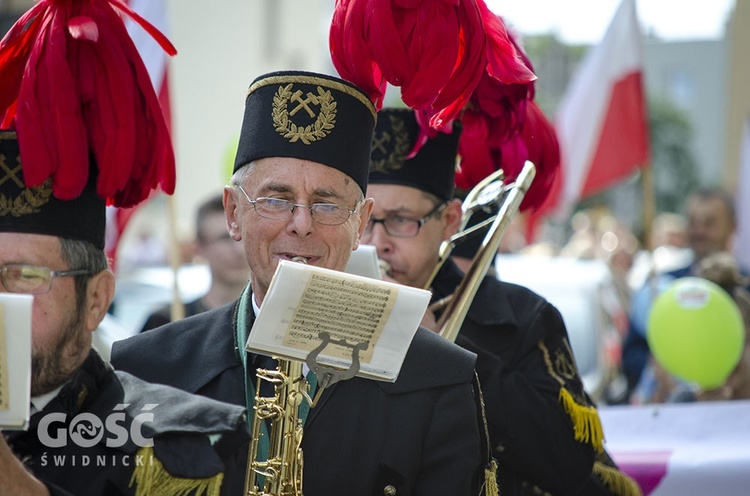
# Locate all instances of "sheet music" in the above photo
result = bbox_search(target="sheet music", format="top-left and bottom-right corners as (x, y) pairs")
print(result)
(247, 260), (431, 382)
(0, 293), (33, 430)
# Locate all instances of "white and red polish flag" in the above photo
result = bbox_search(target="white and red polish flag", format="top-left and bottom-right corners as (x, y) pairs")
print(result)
(540, 0), (650, 221)
(105, 0), (173, 268)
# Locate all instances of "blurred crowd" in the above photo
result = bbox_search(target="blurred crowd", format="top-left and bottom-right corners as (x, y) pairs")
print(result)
(114, 184), (749, 408)
(490, 186), (749, 406)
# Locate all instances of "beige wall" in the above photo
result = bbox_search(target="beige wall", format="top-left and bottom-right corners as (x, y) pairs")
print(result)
(120, 0), (332, 259)
(725, 0), (750, 190)
(168, 0), (331, 230)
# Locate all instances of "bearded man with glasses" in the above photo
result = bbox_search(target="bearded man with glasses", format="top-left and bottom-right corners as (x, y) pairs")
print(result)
(0, 186), (250, 496)
(0, 0), (255, 491)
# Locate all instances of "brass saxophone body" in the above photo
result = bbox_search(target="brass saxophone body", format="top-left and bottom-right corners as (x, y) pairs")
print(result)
(245, 256), (312, 496)
(245, 359), (307, 496)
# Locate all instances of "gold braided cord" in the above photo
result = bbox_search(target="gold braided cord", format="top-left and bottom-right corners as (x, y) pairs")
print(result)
(482, 459), (500, 496)
(593, 461), (643, 496)
(130, 446), (224, 496)
(474, 371), (499, 496)
(247, 75), (376, 121)
(0, 131), (17, 140)
(559, 387), (605, 453)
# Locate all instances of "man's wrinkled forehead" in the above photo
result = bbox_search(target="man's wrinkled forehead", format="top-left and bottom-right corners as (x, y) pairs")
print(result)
(246, 157), (363, 200)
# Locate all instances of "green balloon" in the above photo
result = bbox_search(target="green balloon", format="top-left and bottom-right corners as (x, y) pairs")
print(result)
(647, 277), (745, 389)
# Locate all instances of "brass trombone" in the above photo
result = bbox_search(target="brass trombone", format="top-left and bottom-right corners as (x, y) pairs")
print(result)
(424, 160), (536, 342)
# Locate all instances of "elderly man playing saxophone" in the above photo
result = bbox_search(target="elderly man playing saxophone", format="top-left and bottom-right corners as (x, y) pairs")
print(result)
(113, 71), (486, 495)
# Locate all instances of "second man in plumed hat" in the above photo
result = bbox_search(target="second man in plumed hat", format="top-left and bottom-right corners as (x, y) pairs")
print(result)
(363, 107), (642, 496)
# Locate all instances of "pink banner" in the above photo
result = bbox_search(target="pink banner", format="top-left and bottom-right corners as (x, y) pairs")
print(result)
(600, 400), (750, 495)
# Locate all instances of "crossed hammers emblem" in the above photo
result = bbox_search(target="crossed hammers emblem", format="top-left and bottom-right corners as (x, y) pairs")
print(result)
(372, 133), (391, 155)
(0, 156), (24, 188)
(290, 90), (321, 118)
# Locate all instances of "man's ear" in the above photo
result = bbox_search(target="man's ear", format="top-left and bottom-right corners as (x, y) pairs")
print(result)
(354, 198), (374, 249)
(84, 270), (116, 332)
(224, 186), (242, 241)
(442, 198), (463, 238)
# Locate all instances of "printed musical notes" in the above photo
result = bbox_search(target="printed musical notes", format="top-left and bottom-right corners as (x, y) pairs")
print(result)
(247, 260), (430, 382)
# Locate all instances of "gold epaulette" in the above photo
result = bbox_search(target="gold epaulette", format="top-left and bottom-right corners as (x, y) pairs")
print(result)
(593, 460), (643, 496)
(559, 387), (605, 452)
(130, 446), (224, 496)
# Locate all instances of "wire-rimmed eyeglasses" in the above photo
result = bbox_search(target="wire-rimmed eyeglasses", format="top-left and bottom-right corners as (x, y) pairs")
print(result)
(236, 185), (361, 226)
(0, 264), (92, 294)
(364, 202), (448, 238)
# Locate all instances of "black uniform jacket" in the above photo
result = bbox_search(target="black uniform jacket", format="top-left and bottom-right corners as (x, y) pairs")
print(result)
(112, 297), (483, 496)
(140, 296), (208, 333)
(433, 261), (597, 495)
(4, 350), (248, 496)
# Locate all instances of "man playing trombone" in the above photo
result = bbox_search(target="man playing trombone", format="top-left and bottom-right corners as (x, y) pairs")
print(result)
(363, 107), (641, 496)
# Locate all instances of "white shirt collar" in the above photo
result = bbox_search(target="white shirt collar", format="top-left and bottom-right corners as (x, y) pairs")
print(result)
(251, 292), (261, 317)
(30, 383), (66, 415)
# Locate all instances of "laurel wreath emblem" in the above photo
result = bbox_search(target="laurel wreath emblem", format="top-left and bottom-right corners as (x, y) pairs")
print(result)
(0, 178), (53, 217)
(370, 114), (412, 173)
(272, 84), (337, 145)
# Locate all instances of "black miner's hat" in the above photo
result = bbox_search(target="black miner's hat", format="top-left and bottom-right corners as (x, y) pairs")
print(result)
(234, 71), (377, 194)
(0, 132), (105, 248)
(0, 0), (177, 250)
(367, 108), (461, 202)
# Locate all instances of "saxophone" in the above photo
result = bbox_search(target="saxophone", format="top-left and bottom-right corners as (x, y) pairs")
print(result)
(244, 256), (368, 495)
(245, 359), (309, 496)
(244, 257), (313, 496)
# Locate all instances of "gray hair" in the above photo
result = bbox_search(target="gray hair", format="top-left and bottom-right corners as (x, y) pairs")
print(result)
(230, 162), (254, 188)
(59, 238), (109, 314)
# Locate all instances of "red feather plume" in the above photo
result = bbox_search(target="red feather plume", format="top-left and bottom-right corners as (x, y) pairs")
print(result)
(329, 0), (557, 210)
(329, 0), (534, 130)
(455, 17), (558, 212)
(0, 0), (176, 208)
(498, 101), (560, 212)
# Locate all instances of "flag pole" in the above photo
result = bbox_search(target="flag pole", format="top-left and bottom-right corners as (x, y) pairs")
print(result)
(640, 163), (655, 251)
(166, 194), (185, 322)
(734, 117), (750, 271)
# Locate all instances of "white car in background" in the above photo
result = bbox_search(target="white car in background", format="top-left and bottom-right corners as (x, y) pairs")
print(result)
(494, 254), (628, 404)
(110, 264), (211, 334)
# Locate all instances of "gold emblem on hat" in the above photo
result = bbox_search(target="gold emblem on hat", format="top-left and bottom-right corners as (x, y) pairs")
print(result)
(370, 114), (411, 173)
(0, 169), (53, 217)
(272, 83), (337, 145)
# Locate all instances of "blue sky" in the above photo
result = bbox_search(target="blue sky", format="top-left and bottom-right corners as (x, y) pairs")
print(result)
(487, 0), (735, 44)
